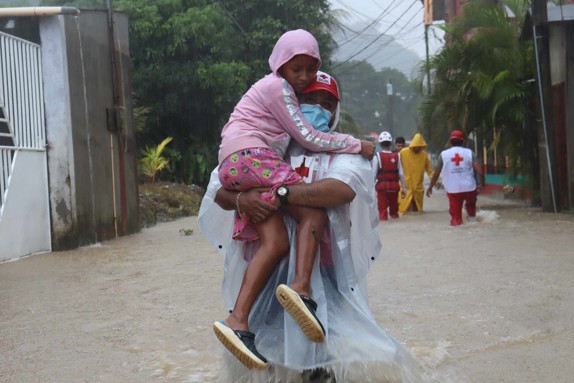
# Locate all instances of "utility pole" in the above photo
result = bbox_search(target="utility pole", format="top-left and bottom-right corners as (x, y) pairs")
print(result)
(424, 24), (431, 96)
(532, 0), (558, 212)
(423, 0), (433, 144)
(386, 81), (394, 136)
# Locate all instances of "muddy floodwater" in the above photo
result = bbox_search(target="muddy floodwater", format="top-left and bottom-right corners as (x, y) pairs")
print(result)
(1, 188), (573, 382)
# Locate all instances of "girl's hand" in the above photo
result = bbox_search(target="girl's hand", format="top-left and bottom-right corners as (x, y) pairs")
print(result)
(239, 188), (277, 223)
(359, 140), (376, 160)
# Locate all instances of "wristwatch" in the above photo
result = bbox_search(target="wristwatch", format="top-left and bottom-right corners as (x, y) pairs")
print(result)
(276, 185), (289, 205)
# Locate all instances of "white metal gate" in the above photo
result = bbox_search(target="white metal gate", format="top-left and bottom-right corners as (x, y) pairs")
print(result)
(0, 31), (50, 261)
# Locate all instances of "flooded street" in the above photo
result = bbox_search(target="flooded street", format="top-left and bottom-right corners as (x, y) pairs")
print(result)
(1, 188), (573, 382)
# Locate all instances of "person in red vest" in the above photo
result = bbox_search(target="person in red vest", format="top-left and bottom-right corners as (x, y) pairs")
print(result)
(373, 131), (406, 220)
(426, 130), (483, 226)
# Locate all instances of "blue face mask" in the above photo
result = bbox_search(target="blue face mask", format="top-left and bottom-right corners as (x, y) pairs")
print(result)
(300, 104), (333, 133)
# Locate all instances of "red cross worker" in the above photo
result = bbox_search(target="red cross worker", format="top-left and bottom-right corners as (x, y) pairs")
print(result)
(426, 130), (484, 226)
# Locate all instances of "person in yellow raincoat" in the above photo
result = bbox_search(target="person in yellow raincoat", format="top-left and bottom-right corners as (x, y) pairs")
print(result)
(398, 133), (434, 214)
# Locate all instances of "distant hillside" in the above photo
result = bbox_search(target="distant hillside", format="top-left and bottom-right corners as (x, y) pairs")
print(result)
(331, 22), (423, 78)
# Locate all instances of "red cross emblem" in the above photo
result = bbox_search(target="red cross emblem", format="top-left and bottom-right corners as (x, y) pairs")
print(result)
(317, 73), (330, 84)
(296, 157), (310, 177)
(451, 153), (464, 166)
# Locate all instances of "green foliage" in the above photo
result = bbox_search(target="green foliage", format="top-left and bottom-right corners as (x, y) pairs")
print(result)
(139, 136), (173, 183)
(182, 142), (218, 188)
(161, 146), (182, 180)
(40, 0), (107, 8)
(133, 105), (151, 134)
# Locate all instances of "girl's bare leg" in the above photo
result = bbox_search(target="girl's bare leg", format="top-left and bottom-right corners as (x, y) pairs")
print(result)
(223, 212), (289, 332)
(283, 205), (328, 298)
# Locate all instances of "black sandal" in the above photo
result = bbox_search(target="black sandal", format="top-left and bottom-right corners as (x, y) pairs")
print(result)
(275, 284), (326, 343)
(213, 321), (268, 369)
(300, 294), (326, 336)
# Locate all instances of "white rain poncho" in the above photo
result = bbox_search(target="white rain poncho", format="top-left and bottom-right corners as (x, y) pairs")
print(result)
(198, 143), (426, 383)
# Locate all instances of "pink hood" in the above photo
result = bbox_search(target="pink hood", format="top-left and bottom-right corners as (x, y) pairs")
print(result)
(268, 29), (322, 75)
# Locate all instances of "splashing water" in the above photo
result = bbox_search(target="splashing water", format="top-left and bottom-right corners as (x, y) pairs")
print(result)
(476, 210), (499, 223)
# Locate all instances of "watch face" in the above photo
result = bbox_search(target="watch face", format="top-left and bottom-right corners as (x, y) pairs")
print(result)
(277, 186), (286, 196)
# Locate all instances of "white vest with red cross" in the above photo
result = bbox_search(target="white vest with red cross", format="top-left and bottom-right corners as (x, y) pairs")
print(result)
(440, 146), (476, 193)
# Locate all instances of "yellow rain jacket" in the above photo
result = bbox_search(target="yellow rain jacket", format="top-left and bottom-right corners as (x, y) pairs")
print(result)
(398, 133), (434, 213)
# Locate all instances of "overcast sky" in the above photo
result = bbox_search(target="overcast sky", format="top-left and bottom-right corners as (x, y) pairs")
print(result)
(329, 0), (445, 59)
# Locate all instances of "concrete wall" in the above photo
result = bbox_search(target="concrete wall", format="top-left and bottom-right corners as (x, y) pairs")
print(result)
(40, 15), (78, 249)
(39, 10), (139, 250)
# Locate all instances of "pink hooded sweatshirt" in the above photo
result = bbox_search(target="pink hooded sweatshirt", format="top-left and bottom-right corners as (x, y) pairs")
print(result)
(218, 29), (362, 163)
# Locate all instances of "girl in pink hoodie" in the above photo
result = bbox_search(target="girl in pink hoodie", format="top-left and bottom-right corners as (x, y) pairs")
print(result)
(214, 29), (375, 369)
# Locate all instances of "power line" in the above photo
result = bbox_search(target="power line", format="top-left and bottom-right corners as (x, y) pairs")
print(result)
(338, 16), (422, 44)
(430, 26), (444, 46)
(334, 39), (395, 76)
(335, 0), (419, 65)
(335, 0), (402, 47)
(368, 0), (385, 11)
(333, 0), (378, 20)
(341, 20), (444, 74)
(333, 7), (426, 76)
(331, 0), (424, 46)
(214, 0), (246, 35)
(343, 27), (421, 74)
(362, 11), (422, 65)
(333, 0), (420, 70)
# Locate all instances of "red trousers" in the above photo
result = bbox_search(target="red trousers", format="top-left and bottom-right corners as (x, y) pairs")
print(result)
(376, 190), (399, 220)
(447, 190), (477, 226)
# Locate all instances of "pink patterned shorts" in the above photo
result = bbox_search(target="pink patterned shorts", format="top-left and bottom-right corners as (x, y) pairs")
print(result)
(218, 147), (302, 241)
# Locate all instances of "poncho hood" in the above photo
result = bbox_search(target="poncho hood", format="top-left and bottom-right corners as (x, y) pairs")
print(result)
(409, 133), (427, 149)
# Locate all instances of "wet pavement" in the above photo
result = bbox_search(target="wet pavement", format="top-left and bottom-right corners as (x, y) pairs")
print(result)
(1, 188), (573, 382)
